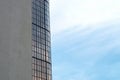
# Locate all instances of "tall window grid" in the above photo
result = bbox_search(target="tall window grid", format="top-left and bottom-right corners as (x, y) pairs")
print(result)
(32, 0), (52, 80)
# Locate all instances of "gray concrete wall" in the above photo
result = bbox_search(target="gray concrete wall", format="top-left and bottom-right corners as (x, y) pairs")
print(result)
(0, 0), (32, 80)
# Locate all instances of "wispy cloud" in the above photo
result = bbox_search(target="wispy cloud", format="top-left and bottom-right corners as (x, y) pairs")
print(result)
(50, 0), (120, 80)
(52, 21), (120, 80)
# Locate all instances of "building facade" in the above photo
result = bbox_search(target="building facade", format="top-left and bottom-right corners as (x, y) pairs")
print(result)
(0, 0), (51, 80)
(0, 0), (32, 80)
(32, 0), (52, 80)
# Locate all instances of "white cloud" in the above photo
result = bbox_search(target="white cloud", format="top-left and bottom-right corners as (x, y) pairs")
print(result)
(50, 0), (120, 35)
(50, 1), (120, 80)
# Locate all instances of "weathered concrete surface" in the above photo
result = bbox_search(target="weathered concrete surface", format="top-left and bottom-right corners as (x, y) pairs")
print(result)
(0, 0), (32, 80)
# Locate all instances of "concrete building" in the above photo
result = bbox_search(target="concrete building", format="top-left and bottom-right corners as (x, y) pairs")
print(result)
(0, 0), (51, 80)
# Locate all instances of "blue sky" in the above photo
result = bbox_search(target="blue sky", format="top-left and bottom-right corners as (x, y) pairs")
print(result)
(50, 0), (120, 80)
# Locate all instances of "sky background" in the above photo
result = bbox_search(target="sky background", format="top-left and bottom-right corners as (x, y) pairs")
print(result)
(50, 0), (120, 80)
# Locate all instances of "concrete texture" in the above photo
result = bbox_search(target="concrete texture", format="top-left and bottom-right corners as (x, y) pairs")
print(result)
(0, 0), (32, 80)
